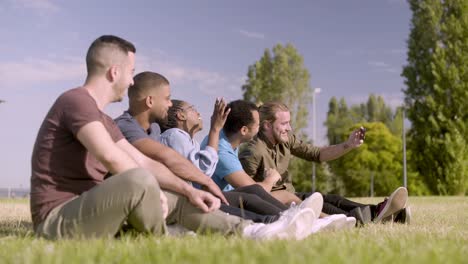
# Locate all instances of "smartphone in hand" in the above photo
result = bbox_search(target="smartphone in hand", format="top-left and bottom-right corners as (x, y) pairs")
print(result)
(359, 127), (366, 141)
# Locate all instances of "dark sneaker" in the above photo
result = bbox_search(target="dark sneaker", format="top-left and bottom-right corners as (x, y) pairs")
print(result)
(349, 206), (372, 226)
(373, 187), (408, 223)
(394, 206), (411, 224)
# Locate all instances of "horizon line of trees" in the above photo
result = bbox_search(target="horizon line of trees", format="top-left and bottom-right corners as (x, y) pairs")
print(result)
(241, 0), (467, 196)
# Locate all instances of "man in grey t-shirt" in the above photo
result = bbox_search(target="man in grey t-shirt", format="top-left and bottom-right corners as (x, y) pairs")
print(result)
(115, 111), (161, 142)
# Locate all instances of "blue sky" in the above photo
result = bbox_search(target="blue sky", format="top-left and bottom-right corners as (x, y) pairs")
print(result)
(0, 0), (411, 188)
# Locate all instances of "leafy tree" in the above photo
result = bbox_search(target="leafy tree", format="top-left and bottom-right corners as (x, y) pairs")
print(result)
(402, 0), (468, 194)
(325, 94), (400, 144)
(325, 97), (355, 145)
(324, 94), (429, 196)
(242, 43), (312, 133)
(328, 122), (404, 196)
(242, 43), (322, 192)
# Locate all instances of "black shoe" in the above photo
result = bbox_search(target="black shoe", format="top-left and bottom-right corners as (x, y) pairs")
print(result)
(349, 206), (372, 226)
(394, 206), (411, 224)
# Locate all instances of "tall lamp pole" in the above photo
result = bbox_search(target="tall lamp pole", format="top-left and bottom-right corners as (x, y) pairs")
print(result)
(402, 106), (407, 188)
(312, 87), (321, 192)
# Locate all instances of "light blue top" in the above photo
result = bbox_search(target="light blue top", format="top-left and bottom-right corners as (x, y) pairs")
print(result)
(160, 128), (218, 177)
(201, 130), (242, 191)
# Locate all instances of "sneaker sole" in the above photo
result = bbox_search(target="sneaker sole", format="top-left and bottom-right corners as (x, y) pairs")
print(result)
(300, 192), (324, 218)
(374, 187), (408, 223)
(405, 206), (411, 224)
(360, 206), (372, 225)
(320, 214), (347, 232)
(276, 208), (317, 240)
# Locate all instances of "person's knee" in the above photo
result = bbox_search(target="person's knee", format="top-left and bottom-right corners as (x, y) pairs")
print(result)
(243, 184), (264, 194)
(241, 193), (261, 204)
(119, 168), (159, 192)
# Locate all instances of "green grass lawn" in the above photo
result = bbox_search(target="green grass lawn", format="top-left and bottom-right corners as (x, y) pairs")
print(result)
(0, 197), (466, 264)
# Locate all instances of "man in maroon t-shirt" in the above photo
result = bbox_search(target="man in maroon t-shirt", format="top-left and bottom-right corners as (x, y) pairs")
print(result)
(31, 35), (319, 240)
(30, 35), (244, 239)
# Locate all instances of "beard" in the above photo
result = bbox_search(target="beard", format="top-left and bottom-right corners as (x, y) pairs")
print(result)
(273, 131), (289, 144)
(153, 114), (168, 126)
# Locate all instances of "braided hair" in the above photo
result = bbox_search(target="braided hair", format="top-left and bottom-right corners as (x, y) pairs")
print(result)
(160, 99), (186, 132)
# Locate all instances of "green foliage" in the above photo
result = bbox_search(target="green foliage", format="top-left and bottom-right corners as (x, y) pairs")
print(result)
(242, 43), (312, 132)
(323, 94), (428, 196)
(325, 94), (403, 144)
(327, 122), (404, 196)
(242, 43), (326, 192)
(403, 0), (468, 195)
(290, 142), (346, 195)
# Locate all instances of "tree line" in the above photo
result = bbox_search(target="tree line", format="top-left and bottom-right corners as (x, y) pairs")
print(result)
(241, 0), (467, 196)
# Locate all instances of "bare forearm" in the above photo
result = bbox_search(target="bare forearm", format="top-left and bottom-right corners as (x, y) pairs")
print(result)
(134, 139), (211, 186)
(162, 157), (212, 186)
(104, 152), (139, 174)
(206, 128), (221, 151)
(319, 142), (354, 162)
(143, 158), (194, 195)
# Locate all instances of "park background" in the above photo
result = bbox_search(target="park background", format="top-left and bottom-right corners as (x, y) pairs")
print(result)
(0, 1), (466, 263)
(0, 0), (466, 197)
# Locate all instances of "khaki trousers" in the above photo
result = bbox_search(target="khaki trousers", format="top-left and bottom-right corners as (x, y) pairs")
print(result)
(36, 168), (249, 239)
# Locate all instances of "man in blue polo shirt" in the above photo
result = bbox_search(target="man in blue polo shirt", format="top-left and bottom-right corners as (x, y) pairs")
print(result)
(201, 100), (285, 194)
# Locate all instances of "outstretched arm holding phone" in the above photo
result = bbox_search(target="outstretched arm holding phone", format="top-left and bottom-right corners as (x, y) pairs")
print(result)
(318, 127), (366, 162)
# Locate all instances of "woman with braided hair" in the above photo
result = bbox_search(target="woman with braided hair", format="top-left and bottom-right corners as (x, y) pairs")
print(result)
(160, 98), (354, 230)
(160, 98), (293, 221)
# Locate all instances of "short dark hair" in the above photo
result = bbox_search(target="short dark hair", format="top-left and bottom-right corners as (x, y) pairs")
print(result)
(128, 71), (170, 103)
(86, 35), (136, 75)
(223, 100), (258, 137)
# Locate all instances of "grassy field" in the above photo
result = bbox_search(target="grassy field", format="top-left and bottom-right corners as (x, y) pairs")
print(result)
(0, 197), (466, 264)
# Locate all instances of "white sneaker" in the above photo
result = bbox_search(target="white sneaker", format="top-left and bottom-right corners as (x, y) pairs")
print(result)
(345, 217), (356, 229)
(280, 192), (323, 222)
(243, 208), (317, 240)
(298, 192), (324, 217)
(311, 214), (347, 233)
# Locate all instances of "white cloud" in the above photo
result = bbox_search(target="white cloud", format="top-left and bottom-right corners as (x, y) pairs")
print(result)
(368, 60), (401, 74)
(368, 61), (389, 67)
(238, 29), (265, 40)
(387, 0), (406, 4)
(8, 0), (60, 12)
(0, 56), (85, 90)
(0, 50), (244, 97)
(136, 53), (244, 96)
(384, 68), (400, 74)
(389, 49), (406, 55)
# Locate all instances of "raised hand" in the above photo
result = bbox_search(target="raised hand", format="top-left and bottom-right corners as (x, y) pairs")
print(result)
(347, 126), (365, 148)
(210, 97), (231, 132)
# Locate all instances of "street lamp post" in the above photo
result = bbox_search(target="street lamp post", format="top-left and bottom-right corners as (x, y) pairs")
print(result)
(312, 87), (321, 192)
(402, 107), (407, 188)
